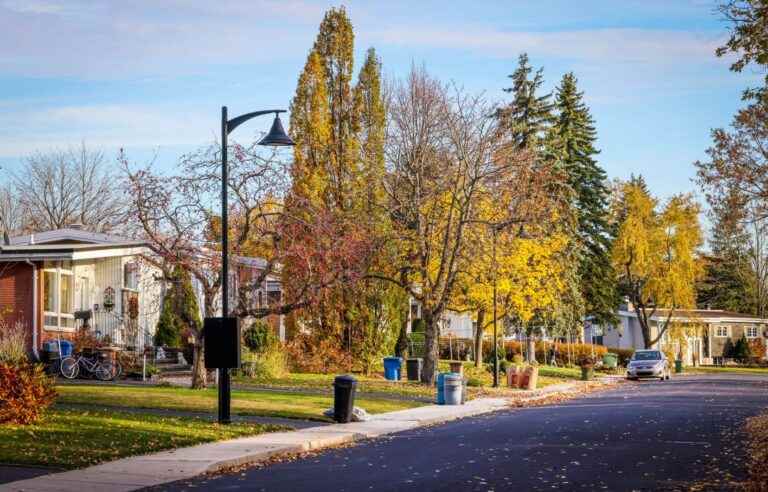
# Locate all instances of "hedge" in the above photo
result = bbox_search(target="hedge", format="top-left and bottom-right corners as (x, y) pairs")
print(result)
(481, 340), (607, 366)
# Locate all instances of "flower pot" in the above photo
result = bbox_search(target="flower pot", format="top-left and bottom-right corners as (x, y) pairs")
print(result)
(580, 365), (594, 381)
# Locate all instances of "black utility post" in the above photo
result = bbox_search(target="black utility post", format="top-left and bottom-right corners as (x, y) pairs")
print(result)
(492, 226), (499, 388)
(214, 106), (294, 425)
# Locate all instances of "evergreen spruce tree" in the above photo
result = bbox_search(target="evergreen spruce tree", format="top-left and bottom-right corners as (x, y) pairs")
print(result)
(498, 53), (555, 150)
(552, 72), (617, 324)
(153, 266), (201, 348)
(697, 186), (755, 314)
(154, 290), (180, 348)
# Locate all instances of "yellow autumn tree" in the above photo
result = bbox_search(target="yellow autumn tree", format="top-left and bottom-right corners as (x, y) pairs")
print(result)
(611, 181), (703, 348)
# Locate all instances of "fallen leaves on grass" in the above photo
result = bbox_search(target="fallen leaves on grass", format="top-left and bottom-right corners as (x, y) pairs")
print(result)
(0, 408), (286, 469)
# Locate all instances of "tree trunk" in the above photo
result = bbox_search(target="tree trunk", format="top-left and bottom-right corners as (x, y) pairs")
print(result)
(526, 335), (536, 364)
(394, 307), (409, 358)
(474, 308), (485, 368)
(190, 341), (207, 389)
(421, 310), (439, 385)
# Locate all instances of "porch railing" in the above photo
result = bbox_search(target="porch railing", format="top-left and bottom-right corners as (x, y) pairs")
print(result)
(74, 310), (151, 353)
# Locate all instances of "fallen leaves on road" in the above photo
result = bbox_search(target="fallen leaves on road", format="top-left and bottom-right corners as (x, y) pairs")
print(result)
(505, 380), (618, 408)
(745, 411), (768, 491)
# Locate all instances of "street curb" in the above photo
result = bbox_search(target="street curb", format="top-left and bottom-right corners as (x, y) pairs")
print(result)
(0, 380), (607, 492)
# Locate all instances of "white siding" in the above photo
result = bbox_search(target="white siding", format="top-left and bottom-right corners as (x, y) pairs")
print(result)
(93, 257), (124, 344)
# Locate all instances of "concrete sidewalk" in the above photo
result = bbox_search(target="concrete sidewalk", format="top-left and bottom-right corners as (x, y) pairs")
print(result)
(1, 378), (613, 492)
(0, 397), (513, 492)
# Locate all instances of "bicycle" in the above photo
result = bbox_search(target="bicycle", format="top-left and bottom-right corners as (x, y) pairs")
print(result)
(59, 350), (118, 381)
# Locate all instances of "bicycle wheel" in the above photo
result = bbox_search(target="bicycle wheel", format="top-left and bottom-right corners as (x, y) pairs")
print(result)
(95, 361), (116, 381)
(113, 360), (123, 380)
(60, 357), (80, 379)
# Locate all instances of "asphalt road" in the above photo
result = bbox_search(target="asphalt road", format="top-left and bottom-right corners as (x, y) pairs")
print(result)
(154, 374), (768, 491)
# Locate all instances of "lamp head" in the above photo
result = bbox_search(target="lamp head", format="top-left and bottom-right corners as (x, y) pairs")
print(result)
(258, 113), (294, 147)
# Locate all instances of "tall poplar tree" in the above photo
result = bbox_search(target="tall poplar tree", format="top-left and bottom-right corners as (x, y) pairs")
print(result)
(286, 8), (402, 365)
(552, 72), (617, 324)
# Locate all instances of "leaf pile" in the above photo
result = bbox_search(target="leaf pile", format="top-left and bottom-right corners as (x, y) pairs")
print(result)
(745, 411), (768, 491)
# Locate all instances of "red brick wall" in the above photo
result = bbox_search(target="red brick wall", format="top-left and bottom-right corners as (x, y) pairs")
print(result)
(0, 261), (35, 350)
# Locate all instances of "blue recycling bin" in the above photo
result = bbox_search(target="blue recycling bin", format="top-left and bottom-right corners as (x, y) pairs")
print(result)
(436, 372), (461, 405)
(383, 357), (403, 381)
(46, 339), (73, 357)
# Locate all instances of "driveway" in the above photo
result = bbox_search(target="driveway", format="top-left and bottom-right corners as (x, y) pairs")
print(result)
(152, 374), (768, 491)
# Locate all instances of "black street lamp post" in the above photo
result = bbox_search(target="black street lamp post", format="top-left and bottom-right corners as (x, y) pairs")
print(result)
(218, 106), (293, 424)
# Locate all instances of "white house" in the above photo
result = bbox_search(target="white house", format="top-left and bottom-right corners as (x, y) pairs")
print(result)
(0, 227), (162, 356)
(585, 301), (768, 365)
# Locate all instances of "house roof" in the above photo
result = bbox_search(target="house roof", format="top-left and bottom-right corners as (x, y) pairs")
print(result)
(1, 228), (146, 261)
(8, 228), (133, 246)
(618, 308), (768, 324)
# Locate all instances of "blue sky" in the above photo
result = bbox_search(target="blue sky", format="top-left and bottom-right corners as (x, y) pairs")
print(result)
(0, 0), (761, 202)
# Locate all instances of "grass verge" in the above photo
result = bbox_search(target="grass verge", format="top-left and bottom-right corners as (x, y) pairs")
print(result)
(0, 408), (282, 469)
(233, 362), (585, 398)
(56, 384), (423, 421)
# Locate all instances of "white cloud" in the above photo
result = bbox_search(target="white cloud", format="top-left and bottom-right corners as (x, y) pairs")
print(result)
(1, 0), (67, 15)
(371, 26), (726, 66)
(0, 0), (328, 79)
(0, 103), (214, 157)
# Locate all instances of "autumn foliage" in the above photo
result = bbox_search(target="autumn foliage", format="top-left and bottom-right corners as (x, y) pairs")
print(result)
(0, 362), (57, 425)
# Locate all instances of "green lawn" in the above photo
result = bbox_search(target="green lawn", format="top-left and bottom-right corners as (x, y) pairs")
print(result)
(233, 372), (436, 399)
(56, 384), (423, 421)
(0, 408), (281, 469)
(230, 362), (585, 402)
(688, 365), (768, 375)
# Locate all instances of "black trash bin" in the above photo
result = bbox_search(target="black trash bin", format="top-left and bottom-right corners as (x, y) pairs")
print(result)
(333, 375), (357, 423)
(406, 358), (422, 381)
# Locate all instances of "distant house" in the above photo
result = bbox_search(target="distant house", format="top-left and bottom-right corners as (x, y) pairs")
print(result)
(406, 298), (474, 339)
(0, 227), (287, 358)
(0, 227), (162, 356)
(227, 255), (285, 341)
(584, 301), (768, 365)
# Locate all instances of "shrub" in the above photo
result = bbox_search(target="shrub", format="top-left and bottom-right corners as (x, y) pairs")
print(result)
(154, 294), (181, 348)
(411, 318), (426, 333)
(72, 327), (104, 352)
(241, 348), (287, 379)
(486, 340), (607, 366)
(749, 338), (766, 361)
(0, 319), (27, 365)
(735, 335), (751, 363)
(466, 377), (484, 387)
(243, 321), (277, 354)
(0, 362), (57, 425)
(285, 333), (352, 374)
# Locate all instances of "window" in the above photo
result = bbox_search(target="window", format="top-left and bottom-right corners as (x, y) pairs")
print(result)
(123, 262), (139, 290)
(43, 262), (75, 331)
(746, 325), (759, 338)
(715, 325), (730, 338)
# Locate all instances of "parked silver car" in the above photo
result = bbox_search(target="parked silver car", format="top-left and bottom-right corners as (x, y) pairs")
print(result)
(626, 349), (671, 381)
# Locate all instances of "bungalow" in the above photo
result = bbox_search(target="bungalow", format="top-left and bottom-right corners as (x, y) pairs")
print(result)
(0, 227), (162, 357)
(584, 301), (768, 365)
